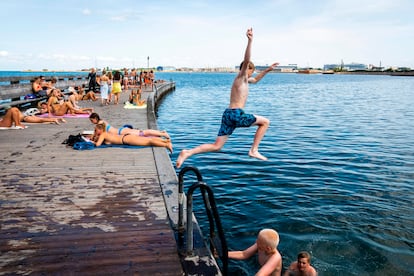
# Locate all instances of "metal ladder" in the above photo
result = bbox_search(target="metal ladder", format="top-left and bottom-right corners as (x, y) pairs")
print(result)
(177, 166), (229, 275)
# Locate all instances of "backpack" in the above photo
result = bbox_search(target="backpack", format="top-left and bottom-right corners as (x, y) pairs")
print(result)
(62, 134), (83, 146)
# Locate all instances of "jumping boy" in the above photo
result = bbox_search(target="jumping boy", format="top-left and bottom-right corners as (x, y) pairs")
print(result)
(176, 28), (278, 168)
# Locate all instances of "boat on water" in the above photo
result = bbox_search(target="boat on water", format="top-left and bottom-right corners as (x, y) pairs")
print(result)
(297, 69), (321, 74)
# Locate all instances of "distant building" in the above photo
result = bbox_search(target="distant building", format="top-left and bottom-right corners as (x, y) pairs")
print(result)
(157, 66), (176, 72)
(273, 64), (298, 72)
(234, 64), (298, 72)
(324, 62), (367, 71)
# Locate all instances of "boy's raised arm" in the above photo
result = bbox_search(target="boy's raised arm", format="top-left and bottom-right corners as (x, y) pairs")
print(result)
(248, 62), (279, 84)
(240, 28), (253, 75)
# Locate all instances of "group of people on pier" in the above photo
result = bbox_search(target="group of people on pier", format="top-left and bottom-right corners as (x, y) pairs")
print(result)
(1, 72), (172, 153)
(87, 68), (155, 106)
(30, 74), (97, 117)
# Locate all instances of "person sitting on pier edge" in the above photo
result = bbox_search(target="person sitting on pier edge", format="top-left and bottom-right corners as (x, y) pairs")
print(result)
(92, 123), (173, 153)
(75, 85), (98, 101)
(228, 228), (282, 276)
(39, 75), (51, 92)
(129, 88), (146, 106)
(0, 107), (66, 128)
(32, 76), (48, 97)
(283, 251), (317, 276)
(67, 87), (94, 114)
(89, 112), (169, 139)
(37, 101), (48, 114)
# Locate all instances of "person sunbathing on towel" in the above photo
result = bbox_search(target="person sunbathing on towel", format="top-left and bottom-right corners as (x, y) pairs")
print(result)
(89, 112), (170, 139)
(92, 123), (173, 153)
(0, 107), (66, 129)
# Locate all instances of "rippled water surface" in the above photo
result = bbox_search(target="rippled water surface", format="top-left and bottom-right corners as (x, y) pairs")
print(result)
(156, 72), (414, 275)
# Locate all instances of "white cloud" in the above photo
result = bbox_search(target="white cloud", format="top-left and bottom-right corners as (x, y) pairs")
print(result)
(0, 51), (9, 57)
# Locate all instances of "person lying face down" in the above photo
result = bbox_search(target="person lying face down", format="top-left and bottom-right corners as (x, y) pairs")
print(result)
(88, 112), (170, 139)
(92, 123), (173, 153)
(0, 107), (66, 129)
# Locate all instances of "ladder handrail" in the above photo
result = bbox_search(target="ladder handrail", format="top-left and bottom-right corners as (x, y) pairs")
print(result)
(177, 166), (203, 232)
(177, 166), (229, 275)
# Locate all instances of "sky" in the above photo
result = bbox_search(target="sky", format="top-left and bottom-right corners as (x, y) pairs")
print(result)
(0, 0), (413, 71)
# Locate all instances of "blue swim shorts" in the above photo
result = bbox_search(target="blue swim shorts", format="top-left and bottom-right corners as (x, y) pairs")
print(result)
(217, 108), (256, 136)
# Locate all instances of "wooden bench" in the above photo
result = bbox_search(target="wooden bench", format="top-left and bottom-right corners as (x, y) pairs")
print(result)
(0, 74), (89, 113)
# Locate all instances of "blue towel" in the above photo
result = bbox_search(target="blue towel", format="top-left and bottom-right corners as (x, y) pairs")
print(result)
(72, 141), (144, 150)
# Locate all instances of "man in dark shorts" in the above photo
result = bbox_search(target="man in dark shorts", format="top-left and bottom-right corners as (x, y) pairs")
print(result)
(176, 28), (278, 168)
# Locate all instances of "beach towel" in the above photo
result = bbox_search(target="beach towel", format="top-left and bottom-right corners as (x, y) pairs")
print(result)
(72, 141), (144, 150)
(62, 134), (84, 146)
(37, 113), (90, 118)
(124, 102), (147, 109)
(0, 126), (28, 130)
(73, 141), (95, 150)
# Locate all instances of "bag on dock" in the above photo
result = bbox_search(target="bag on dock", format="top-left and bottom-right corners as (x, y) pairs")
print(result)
(62, 134), (83, 146)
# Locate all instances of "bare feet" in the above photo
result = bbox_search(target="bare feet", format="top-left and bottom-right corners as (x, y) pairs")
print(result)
(166, 141), (173, 154)
(161, 130), (170, 139)
(176, 149), (191, 169)
(59, 118), (67, 123)
(248, 149), (268, 161)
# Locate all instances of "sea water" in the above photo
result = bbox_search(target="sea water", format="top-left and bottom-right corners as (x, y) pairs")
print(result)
(2, 71), (412, 275)
(156, 72), (414, 276)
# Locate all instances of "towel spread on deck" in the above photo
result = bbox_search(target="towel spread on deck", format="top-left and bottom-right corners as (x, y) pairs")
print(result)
(123, 102), (147, 109)
(38, 113), (90, 118)
(0, 126), (28, 130)
(72, 141), (144, 150)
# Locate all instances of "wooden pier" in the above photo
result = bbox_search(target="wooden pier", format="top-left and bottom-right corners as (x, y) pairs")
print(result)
(0, 83), (187, 275)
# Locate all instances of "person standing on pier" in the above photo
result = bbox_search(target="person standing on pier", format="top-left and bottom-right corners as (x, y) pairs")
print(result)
(87, 68), (97, 92)
(176, 28), (278, 168)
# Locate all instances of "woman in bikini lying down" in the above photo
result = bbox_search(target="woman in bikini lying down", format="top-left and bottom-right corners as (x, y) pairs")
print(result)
(92, 123), (173, 153)
(0, 107), (66, 128)
(89, 112), (170, 139)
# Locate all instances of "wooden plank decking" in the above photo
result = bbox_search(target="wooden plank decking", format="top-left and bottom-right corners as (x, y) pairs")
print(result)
(0, 84), (184, 275)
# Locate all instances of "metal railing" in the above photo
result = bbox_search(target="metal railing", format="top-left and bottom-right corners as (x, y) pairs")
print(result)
(178, 166), (228, 275)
